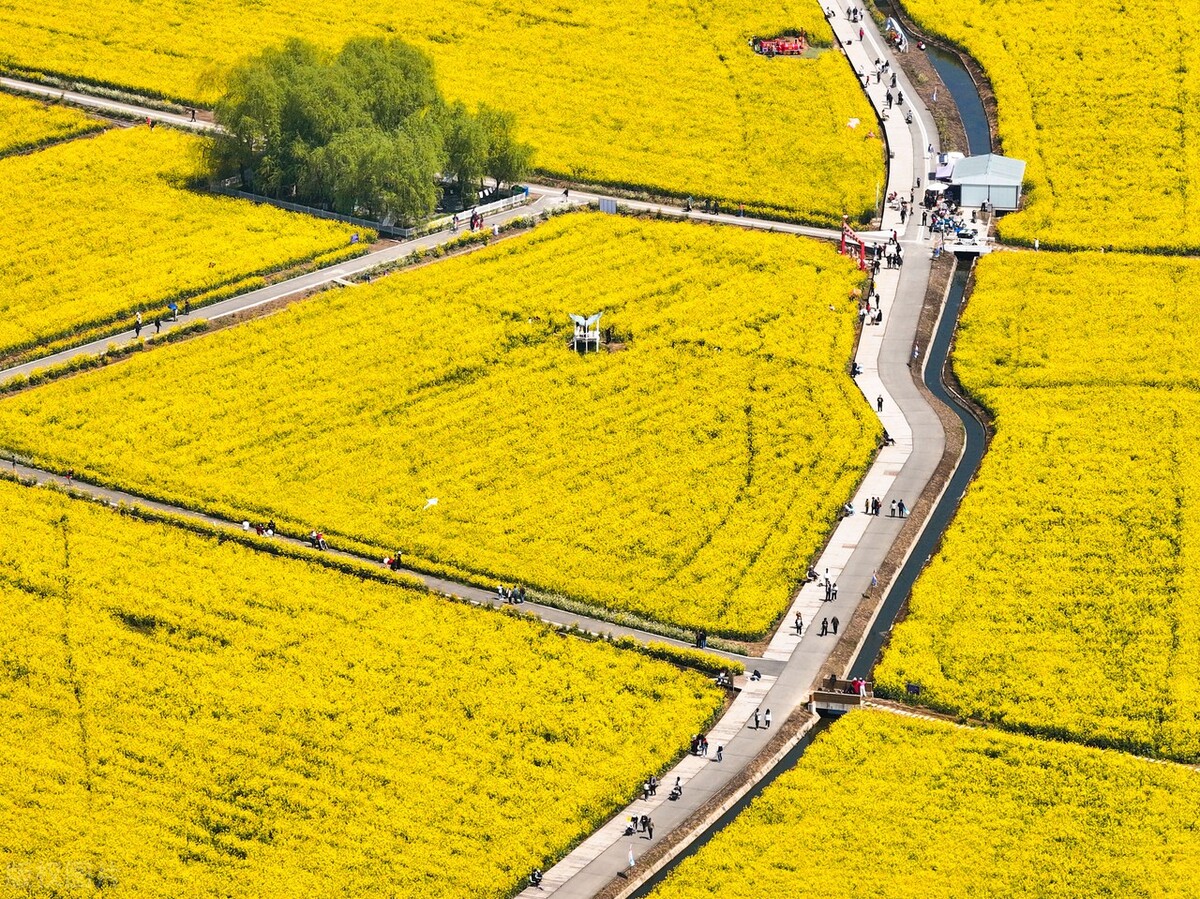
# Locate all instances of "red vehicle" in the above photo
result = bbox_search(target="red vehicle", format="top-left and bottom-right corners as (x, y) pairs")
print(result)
(751, 34), (807, 57)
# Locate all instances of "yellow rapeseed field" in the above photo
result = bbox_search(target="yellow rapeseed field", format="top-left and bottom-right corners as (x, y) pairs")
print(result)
(903, 0), (1200, 251)
(0, 214), (876, 637)
(0, 125), (362, 360)
(876, 251), (1200, 759)
(0, 0), (883, 223)
(0, 476), (721, 897)
(651, 710), (1200, 899)
(0, 91), (102, 156)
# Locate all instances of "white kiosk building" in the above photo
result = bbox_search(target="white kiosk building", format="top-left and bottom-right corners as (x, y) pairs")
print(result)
(950, 154), (1026, 211)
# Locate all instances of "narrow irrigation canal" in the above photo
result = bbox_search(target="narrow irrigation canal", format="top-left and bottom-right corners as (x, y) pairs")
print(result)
(629, 38), (996, 896)
(847, 262), (987, 679)
(926, 45), (992, 154)
(629, 259), (988, 896)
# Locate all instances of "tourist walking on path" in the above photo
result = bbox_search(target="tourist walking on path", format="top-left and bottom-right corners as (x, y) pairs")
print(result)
(877, 395), (884, 413)
(820, 617), (829, 636)
(764, 709), (772, 728)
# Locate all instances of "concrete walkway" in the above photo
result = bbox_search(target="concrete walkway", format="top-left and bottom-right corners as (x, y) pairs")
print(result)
(5, 43), (953, 898)
(1, 77), (217, 131)
(3, 458), (780, 674)
(515, 12), (949, 898)
(0, 192), (555, 382)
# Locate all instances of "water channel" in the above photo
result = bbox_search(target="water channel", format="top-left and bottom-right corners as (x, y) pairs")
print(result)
(628, 38), (993, 898)
(926, 45), (992, 154)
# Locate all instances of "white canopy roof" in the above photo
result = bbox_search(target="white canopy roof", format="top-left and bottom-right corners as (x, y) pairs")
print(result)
(950, 154), (1026, 186)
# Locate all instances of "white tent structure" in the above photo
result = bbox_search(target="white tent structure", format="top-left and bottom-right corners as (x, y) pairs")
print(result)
(950, 154), (1026, 210)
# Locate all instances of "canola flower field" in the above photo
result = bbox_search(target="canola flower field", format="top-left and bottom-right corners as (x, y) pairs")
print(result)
(0, 0), (882, 223)
(0, 475), (721, 897)
(903, 0), (1200, 252)
(0, 91), (103, 156)
(875, 251), (1200, 760)
(0, 214), (877, 638)
(650, 709), (1200, 899)
(0, 125), (362, 360)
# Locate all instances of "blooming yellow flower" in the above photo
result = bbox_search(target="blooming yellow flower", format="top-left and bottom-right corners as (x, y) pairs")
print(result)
(0, 214), (876, 637)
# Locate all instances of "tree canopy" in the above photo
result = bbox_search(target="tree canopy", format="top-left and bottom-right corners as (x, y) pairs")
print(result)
(206, 37), (533, 225)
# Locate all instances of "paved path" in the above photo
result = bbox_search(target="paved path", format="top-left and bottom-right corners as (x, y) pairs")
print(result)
(0, 193), (556, 382)
(4, 458), (779, 674)
(6, 45), (954, 898)
(1, 77), (218, 131)
(517, 13), (951, 898)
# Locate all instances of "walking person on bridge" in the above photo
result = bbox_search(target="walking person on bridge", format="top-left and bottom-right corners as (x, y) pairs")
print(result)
(832, 616), (840, 635)
(764, 709), (772, 728)
(877, 395), (884, 413)
(820, 617), (829, 636)
(794, 611), (803, 635)
(753, 708), (761, 729)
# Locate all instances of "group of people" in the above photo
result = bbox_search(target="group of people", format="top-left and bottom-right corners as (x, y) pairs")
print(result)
(641, 775), (659, 799)
(695, 197), (723, 214)
(306, 530), (328, 550)
(714, 669), (733, 688)
(249, 520), (277, 537)
(452, 208), (489, 232)
(690, 733), (711, 756)
(751, 707), (772, 729)
(132, 311), (163, 339)
(132, 299), (192, 338)
(856, 496), (908, 517)
(927, 195), (970, 236)
(874, 234), (905, 269)
(626, 814), (656, 838)
(383, 551), (404, 571)
(858, 292), (884, 326)
(818, 615), (840, 636)
(497, 584), (527, 603)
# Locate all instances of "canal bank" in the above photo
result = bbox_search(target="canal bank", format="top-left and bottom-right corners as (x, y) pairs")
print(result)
(620, 23), (999, 891)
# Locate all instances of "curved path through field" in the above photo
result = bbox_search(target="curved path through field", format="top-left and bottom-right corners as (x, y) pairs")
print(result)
(5, 16), (956, 895)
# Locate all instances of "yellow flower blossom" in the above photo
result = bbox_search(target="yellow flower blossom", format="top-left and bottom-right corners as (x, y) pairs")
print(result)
(0, 127), (361, 359)
(0, 91), (102, 156)
(0, 0), (883, 222)
(876, 252), (1200, 760)
(0, 476), (721, 897)
(0, 214), (876, 637)
(652, 710), (1200, 899)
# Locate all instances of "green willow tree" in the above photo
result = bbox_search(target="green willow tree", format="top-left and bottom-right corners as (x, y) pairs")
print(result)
(205, 37), (533, 225)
